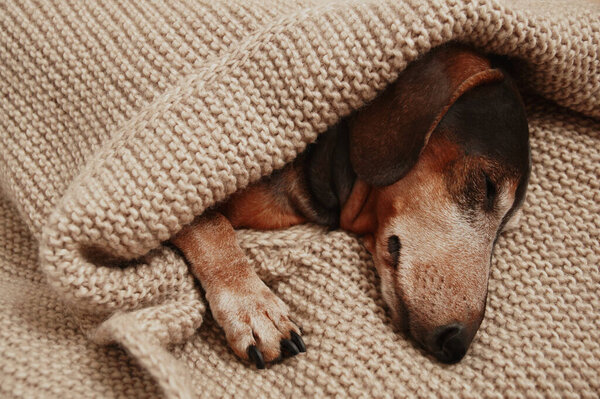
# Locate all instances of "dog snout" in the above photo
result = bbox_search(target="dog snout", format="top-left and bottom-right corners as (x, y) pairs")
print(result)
(428, 323), (470, 364)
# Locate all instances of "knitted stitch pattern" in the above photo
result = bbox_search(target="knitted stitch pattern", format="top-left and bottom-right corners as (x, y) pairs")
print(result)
(0, 0), (598, 397)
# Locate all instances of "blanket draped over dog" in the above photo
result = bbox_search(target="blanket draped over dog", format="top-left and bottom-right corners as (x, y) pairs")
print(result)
(1, 0), (598, 397)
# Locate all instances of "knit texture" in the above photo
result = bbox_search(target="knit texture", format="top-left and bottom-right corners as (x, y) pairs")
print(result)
(1, 0), (599, 397)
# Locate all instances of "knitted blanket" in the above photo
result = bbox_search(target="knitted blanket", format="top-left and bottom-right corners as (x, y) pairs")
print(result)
(1, 0), (599, 397)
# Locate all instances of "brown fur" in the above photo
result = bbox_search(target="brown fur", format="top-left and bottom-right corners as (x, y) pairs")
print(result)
(171, 43), (530, 367)
(352, 132), (520, 349)
(173, 211), (300, 362)
(222, 180), (307, 230)
(349, 46), (504, 187)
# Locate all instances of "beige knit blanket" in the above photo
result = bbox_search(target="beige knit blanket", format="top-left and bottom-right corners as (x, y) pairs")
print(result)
(1, 0), (599, 397)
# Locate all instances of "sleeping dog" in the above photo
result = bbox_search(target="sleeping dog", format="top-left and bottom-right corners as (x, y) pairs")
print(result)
(172, 44), (531, 368)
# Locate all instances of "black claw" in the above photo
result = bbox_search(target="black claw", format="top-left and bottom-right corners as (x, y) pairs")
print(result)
(247, 345), (265, 369)
(280, 339), (300, 357)
(290, 331), (306, 353)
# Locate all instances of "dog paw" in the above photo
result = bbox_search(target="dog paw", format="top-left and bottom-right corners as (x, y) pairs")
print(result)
(205, 278), (305, 368)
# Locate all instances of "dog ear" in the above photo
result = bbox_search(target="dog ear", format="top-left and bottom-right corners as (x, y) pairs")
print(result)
(349, 45), (505, 186)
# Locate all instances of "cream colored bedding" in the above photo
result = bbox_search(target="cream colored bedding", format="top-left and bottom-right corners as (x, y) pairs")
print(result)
(0, 0), (598, 397)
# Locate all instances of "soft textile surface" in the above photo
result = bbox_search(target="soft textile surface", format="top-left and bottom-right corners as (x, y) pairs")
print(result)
(1, 0), (599, 397)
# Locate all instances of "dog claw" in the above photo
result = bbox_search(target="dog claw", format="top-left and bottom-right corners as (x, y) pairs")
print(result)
(280, 339), (300, 357)
(247, 345), (265, 369)
(290, 331), (306, 353)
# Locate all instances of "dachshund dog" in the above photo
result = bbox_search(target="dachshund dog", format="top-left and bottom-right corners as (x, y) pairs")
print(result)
(172, 44), (531, 368)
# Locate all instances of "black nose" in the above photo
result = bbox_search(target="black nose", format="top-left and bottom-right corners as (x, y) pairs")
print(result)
(431, 323), (468, 364)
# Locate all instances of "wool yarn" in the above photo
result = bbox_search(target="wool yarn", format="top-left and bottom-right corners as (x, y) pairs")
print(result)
(0, 0), (598, 397)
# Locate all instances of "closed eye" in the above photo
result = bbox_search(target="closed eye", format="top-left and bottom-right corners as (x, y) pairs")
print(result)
(484, 173), (496, 210)
(387, 235), (401, 269)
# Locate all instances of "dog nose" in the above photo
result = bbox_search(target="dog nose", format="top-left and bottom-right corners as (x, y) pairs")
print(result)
(431, 323), (468, 364)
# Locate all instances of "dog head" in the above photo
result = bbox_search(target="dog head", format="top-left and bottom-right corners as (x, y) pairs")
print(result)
(340, 44), (530, 363)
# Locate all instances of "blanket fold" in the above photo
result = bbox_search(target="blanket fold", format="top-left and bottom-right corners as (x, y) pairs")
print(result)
(1, 0), (599, 397)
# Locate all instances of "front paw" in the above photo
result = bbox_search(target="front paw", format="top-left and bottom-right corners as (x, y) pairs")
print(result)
(206, 279), (305, 369)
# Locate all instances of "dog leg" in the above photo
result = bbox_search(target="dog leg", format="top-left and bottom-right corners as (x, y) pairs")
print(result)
(171, 211), (305, 368)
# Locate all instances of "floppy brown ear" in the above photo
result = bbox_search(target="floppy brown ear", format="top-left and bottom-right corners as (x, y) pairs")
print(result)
(349, 45), (505, 186)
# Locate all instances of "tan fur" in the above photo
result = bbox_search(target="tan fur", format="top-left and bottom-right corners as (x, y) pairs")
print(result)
(170, 46), (526, 366)
(172, 212), (300, 362)
(223, 183), (307, 230)
(172, 124), (522, 365)
(343, 133), (519, 347)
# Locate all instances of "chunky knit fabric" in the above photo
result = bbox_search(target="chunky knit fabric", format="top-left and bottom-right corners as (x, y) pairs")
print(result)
(1, 0), (598, 397)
